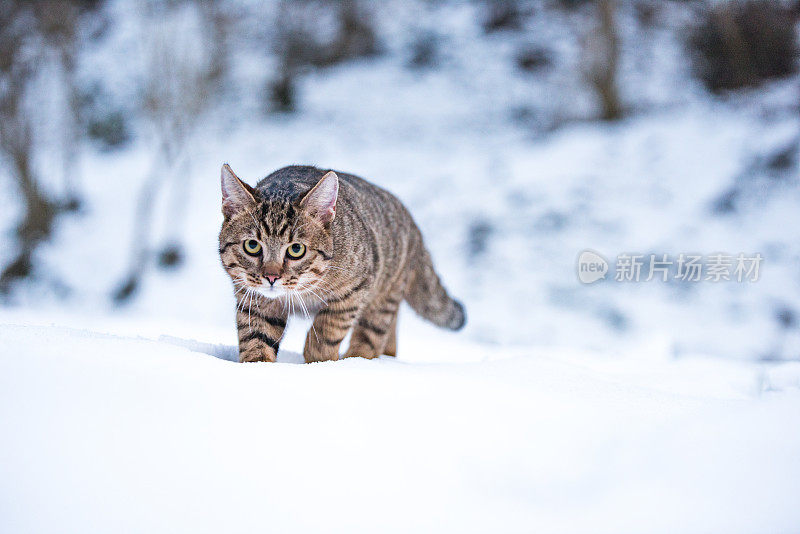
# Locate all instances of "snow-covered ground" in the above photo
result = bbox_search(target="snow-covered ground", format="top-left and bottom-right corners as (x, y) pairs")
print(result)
(2, 1), (800, 531)
(2, 322), (799, 534)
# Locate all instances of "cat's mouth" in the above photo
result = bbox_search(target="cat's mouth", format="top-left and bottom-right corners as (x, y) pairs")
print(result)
(256, 284), (286, 299)
(237, 275), (308, 300)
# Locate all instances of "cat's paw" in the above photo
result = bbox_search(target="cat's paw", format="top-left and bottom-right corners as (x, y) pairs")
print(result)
(342, 349), (380, 360)
(239, 350), (276, 363)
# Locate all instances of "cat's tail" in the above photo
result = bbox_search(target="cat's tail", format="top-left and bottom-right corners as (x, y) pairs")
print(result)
(404, 243), (466, 331)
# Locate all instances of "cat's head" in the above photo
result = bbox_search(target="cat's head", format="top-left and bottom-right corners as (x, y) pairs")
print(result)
(218, 164), (337, 300)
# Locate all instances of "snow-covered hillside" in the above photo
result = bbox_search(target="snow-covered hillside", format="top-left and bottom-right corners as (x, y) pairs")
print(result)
(1, 323), (799, 534)
(2, 0), (798, 360)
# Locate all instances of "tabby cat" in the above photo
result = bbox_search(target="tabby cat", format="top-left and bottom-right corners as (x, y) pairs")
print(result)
(219, 164), (465, 363)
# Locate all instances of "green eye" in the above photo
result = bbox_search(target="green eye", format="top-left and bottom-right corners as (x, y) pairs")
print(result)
(243, 239), (262, 256)
(286, 243), (306, 259)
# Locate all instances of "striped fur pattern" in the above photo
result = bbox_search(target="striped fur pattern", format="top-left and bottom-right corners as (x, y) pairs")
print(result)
(219, 164), (465, 363)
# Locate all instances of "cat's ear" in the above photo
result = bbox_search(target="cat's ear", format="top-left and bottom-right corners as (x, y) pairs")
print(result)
(299, 171), (338, 224)
(221, 163), (257, 218)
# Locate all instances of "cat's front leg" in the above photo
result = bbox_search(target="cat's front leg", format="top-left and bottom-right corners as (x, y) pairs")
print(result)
(345, 290), (403, 359)
(236, 296), (288, 363)
(303, 292), (366, 363)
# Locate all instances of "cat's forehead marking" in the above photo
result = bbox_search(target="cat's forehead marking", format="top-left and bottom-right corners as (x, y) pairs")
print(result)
(257, 200), (298, 238)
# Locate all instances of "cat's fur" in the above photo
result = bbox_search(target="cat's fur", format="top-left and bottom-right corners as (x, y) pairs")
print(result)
(219, 164), (465, 363)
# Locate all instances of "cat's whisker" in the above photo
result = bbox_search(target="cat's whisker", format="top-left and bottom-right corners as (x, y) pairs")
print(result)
(303, 277), (334, 292)
(236, 290), (248, 326)
(307, 289), (328, 307)
(322, 265), (348, 272)
(295, 290), (307, 318)
(309, 278), (336, 291)
(246, 287), (254, 334)
(316, 284), (337, 298)
(294, 292), (320, 344)
(308, 282), (336, 300)
(299, 296), (321, 346)
(297, 281), (329, 306)
(253, 290), (262, 315)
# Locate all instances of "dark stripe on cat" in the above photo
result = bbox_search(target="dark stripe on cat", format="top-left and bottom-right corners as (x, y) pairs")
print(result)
(238, 314), (285, 329)
(295, 257), (314, 270)
(237, 320), (255, 331)
(249, 311), (286, 328)
(318, 312), (358, 328)
(321, 335), (345, 346)
(240, 331), (280, 351)
(316, 249), (333, 261)
(279, 221), (289, 236)
(357, 319), (387, 336)
(327, 278), (369, 304)
(326, 318), (356, 330)
(258, 202), (270, 221)
(318, 305), (359, 316)
(353, 332), (377, 349)
(264, 316), (287, 328)
(370, 245), (380, 272)
(219, 242), (238, 253)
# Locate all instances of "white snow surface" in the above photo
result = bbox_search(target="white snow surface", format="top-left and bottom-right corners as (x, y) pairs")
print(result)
(1, 320), (799, 534)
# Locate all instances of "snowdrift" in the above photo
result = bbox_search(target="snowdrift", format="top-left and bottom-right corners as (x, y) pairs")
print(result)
(1, 323), (799, 533)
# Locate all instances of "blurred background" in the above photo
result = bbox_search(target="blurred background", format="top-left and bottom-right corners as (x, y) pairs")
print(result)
(0, 0), (798, 361)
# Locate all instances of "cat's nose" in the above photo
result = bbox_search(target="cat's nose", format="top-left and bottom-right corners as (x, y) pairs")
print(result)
(264, 273), (280, 286)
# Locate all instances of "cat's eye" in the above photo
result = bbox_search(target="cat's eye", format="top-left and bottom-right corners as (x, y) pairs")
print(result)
(243, 239), (262, 256)
(286, 243), (306, 259)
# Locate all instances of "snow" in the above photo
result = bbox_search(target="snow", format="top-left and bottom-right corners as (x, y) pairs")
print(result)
(1, 322), (799, 534)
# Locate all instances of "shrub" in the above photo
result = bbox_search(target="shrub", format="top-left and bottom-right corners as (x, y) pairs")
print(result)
(481, 1), (525, 33)
(688, 0), (798, 93)
(516, 46), (552, 72)
(87, 110), (130, 149)
(407, 31), (441, 69)
(467, 219), (493, 260)
(267, 0), (379, 113)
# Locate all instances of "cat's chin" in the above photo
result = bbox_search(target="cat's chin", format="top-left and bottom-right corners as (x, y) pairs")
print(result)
(255, 286), (287, 300)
